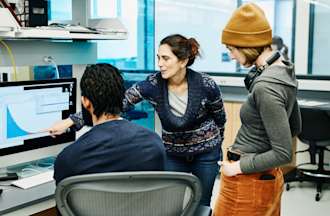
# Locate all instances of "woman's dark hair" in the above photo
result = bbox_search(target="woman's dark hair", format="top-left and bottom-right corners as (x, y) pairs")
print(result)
(80, 63), (125, 117)
(272, 36), (284, 50)
(272, 35), (289, 60)
(160, 34), (200, 66)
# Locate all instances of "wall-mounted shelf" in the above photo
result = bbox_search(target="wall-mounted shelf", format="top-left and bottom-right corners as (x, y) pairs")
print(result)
(0, 28), (127, 40)
(0, 7), (128, 41)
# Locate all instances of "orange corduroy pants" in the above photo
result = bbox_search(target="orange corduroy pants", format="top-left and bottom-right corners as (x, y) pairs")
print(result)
(213, 168), (284, 216)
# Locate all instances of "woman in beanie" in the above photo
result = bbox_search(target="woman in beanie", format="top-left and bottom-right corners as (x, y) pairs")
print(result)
(49, 34), (226, 206)
(214, 3), (301, 216)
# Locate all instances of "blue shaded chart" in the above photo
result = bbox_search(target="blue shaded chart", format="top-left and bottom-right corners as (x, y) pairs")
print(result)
(0, 85), (71, 150)
(6, 107), (30, 139)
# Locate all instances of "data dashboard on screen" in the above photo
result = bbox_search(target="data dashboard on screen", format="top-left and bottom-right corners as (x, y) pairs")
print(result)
(0, 78), (76, 157)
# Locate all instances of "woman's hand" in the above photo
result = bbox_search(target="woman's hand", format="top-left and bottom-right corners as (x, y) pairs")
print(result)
(47, 118), (74, 137)
(220, 160), (242, 177)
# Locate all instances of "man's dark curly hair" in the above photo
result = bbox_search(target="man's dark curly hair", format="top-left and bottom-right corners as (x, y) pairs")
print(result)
(80, 63), (125, 118)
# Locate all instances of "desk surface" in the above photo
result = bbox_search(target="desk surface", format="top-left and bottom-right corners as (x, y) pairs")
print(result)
(298, 99), (330, 111)
(223, 92), (330, 111)
(0, 181), (55, 215)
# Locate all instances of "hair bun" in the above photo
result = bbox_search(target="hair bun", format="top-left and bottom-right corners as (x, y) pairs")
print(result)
(188, 37), (200, 57)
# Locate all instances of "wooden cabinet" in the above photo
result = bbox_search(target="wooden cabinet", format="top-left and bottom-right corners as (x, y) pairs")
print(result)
(31, 207), (56, 216)
(222, 102), (242, 160)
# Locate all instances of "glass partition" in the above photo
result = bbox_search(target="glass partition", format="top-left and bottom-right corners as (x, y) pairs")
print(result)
(155, 0), (237, 73)
(92, 0), (155, 130)
(155, 0), (294, 73)
(309, 2), (330, 75)
(49, 0), (330, 77)
(92, 0), (155, 71)
(48, 0), (72, 21)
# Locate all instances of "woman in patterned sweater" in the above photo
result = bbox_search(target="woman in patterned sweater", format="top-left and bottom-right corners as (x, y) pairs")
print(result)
(48, 34), (226, 206)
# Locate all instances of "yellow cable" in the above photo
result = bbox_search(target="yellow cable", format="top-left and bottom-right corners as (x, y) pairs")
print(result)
(0, 42), (2, 65)
(0, 39), (17, 81)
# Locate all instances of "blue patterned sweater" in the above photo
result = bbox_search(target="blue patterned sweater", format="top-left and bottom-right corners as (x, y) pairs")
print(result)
(71, 69), (226, 156)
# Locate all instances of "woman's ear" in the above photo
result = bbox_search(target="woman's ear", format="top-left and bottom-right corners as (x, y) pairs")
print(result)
(180, 58), (189, 68)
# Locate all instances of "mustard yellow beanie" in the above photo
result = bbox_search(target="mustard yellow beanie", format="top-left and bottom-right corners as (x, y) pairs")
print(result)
(222, 3), (272, 47)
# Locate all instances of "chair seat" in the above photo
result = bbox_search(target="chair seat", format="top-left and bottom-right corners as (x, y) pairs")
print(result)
(299, 138), (330, 147)
(315, 140), (330, 147)
(300, 168), (330, 178)
(285, 168), (330, 182)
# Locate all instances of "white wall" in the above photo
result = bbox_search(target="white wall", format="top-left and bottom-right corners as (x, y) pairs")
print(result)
(311, 5), (330, 75)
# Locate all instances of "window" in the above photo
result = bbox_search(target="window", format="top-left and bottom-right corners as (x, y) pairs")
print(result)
(48, 0), (72, 21)
(92, 0), (155, 130)
(237, 0), (294, 73)
(309, 2), (330, 75)
(155, 0), (237, 73)
(91, 0), (117, 18)
(242, 0), (294, 61)
(93, 0), (155, 71)
(155, 0), (294, 73)
(49, 0), (295, 74)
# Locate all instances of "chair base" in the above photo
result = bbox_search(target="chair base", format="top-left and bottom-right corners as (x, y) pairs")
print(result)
(284, 168), (330, 201)
(194, 205), (212, 216)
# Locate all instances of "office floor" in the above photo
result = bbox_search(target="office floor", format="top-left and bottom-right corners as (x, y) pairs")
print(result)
(211, 178), (330, 216)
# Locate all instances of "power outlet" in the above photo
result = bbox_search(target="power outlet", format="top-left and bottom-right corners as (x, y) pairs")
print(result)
(1, 73), (8, 82)
(0, 67), (12, 81)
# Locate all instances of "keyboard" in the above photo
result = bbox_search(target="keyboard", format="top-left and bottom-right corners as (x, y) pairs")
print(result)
(11, 170), (54, 189)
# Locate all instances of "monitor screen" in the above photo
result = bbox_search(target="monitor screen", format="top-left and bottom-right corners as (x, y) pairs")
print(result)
(0, 78), (76, 160)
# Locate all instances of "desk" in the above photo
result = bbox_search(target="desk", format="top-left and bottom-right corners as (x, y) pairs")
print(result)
(298, 99), (330, 112)
(0, 129), (89, 215)
(0, 182), (55, 216)
(284, 99), (330, 198)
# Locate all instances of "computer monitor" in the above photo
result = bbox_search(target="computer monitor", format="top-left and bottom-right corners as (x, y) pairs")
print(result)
(0, 78), (76, 169)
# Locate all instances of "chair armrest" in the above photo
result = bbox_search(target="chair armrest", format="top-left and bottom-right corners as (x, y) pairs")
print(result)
(194, 205), (212, 216)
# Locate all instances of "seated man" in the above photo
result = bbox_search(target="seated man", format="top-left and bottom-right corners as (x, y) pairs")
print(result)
(53, 63), (166, 184)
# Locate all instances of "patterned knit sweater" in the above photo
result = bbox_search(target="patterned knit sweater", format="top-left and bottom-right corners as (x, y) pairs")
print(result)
(71, 69), (226, 156)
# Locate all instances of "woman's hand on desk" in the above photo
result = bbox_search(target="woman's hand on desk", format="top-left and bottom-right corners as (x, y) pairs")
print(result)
(47, 118), (74, 137)
(220, 160), (242, 177)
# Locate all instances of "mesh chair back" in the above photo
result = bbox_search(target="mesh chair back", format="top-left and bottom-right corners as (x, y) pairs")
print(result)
(56, 171), (202, 216)
(298, 107), (330, 142)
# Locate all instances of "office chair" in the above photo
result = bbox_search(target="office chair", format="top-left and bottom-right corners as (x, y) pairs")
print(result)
(284, 107), (330, 201)
(55, 171), (211, 216)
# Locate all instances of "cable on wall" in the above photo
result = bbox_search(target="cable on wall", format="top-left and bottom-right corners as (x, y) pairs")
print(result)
(0, 39), (18, 81)
(43, 56), (60, 79)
